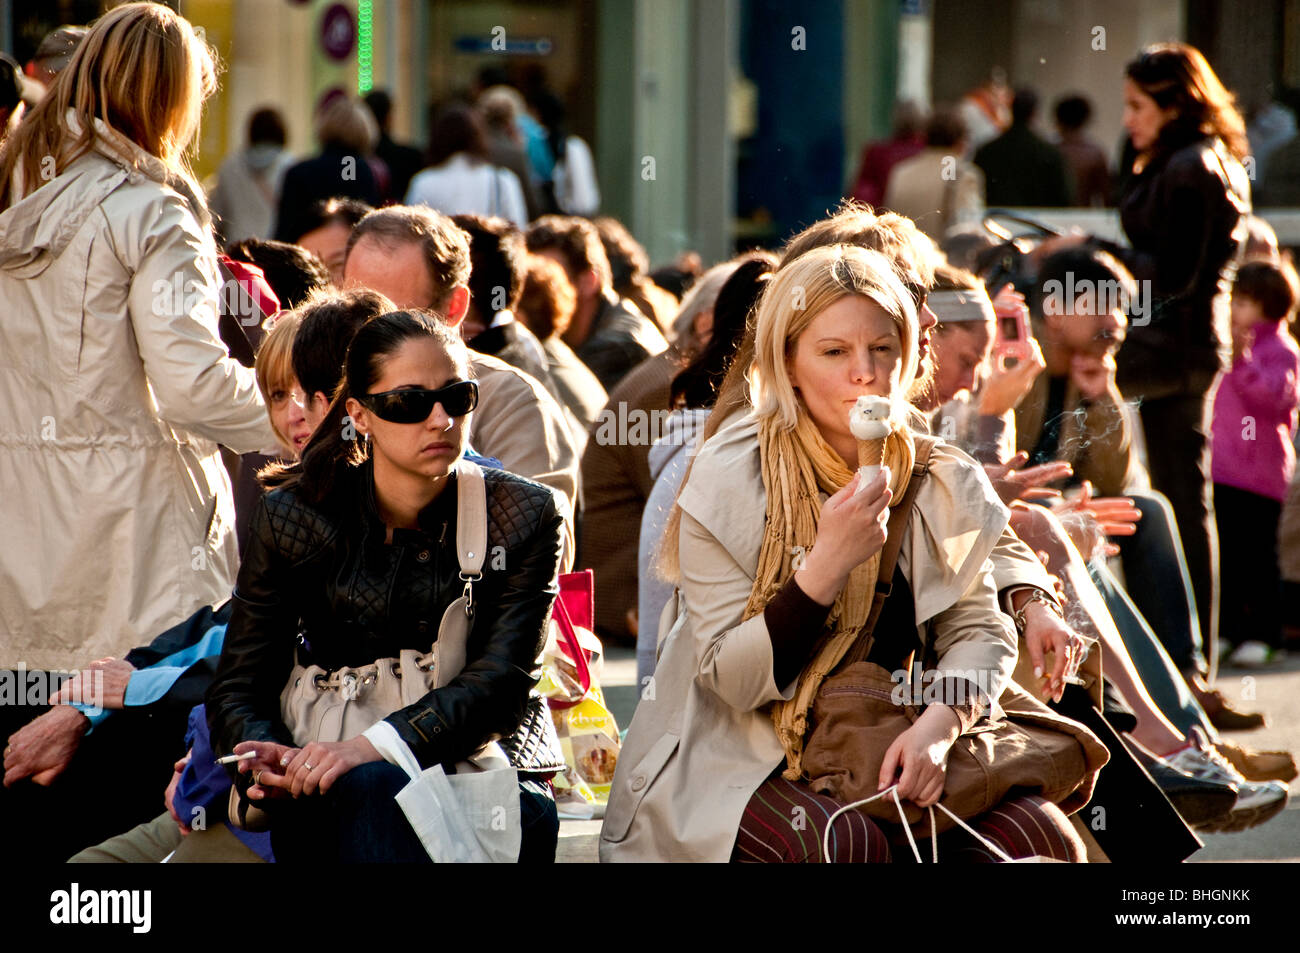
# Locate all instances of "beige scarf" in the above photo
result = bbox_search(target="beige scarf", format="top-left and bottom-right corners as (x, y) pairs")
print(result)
(744, 411), (915, 780)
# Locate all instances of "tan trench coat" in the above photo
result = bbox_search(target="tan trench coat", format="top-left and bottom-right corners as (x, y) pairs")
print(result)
(599, 412), (1023, 862)
(0, 117), (272, 670)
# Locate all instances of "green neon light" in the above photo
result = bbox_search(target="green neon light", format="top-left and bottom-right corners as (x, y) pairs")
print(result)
(357, 0), (373, 94)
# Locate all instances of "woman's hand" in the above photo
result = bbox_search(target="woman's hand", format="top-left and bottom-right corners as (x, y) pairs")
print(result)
(274, 736), (384, 797)
(1051, 481), (1140, 557)
(795, 470), (892, 606)
(878, 705), (961, 808)
(231, 739), (297, 802)
(1020, 601), (1085, 703)
(984, 452), (1073, 505)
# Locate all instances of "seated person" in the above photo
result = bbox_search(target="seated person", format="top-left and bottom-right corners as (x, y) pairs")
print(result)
(524, 215), (668, 390)
(1026, 248), (1255, 726)
(207, 311), (566, 862)
(601, 245), (1096, 863)
(342, 206), (580, 555)
(4, 312), (307, 863)
(921, 270), (1294, 833)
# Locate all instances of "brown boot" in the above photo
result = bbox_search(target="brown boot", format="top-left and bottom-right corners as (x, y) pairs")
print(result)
(1215, 740), (1298, 782)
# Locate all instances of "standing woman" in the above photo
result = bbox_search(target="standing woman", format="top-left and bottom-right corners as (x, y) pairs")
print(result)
(1104, 43), (1250, 668)
(0, 3), (272, 675)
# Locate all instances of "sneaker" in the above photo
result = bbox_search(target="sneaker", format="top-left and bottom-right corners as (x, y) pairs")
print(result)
(1164, 728), (1291, 832)
(1164, 730), (1243, 787)
(1196, 779), (1290, 834)
(1191, 678), (1266, 731)
(1216, 740), (1299, 783)
(1225, 640), (1284, 668)
(1140, 756), (1239, 828)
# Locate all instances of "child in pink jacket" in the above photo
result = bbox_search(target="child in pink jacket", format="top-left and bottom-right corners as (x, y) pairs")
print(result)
(1212, 260), (1300, 666)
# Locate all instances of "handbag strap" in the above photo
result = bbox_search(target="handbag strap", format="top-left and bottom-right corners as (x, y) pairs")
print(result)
(455, 459), (487, 592)
(821, 785), (1016, 864)
(843, 435), (938, 666)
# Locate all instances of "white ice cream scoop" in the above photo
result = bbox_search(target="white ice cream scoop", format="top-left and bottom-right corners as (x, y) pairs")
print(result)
(849, 396), (892, 494)
(849, 395), (892, 440)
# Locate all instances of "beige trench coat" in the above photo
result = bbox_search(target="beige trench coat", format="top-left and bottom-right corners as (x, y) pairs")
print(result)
(599, 412), (1020, 862)
(0, 117), (273, 670)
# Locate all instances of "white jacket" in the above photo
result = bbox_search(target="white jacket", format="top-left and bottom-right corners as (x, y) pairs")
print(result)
(405, 154), (529, 229)
(0, 117), (273, 670)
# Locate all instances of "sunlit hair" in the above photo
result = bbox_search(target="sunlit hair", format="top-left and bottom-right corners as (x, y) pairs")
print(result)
(1125, 42), (1248, 160)
(0, 2), (217, 211)
(780, 199), (941, 290)
(671, 259), (744, 346)
(254, 311), (303, 452)
(315, 94), (379, 154)
(751, 244), (919, 432)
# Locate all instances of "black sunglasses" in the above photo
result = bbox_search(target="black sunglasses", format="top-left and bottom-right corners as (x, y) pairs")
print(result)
(358, 380), (479, 423)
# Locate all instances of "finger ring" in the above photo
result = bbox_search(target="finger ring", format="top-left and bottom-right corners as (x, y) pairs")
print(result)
(304, 762), (314, 772)
(254, 770), (263, 786)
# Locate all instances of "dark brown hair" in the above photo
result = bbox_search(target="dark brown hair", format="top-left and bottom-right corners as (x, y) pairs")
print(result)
(1125, 42), (1248, 160)
(1233, 260), (1299, 323)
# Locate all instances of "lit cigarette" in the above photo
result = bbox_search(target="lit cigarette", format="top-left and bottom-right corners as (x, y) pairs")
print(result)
(215, 752), (257, 765)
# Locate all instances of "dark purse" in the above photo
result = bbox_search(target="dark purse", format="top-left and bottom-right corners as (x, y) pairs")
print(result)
(800, 437), (1109, 838)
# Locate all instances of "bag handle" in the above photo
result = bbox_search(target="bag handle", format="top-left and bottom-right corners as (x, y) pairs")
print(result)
(843, 436), (939, 665)
(821, 784), (1016, 864)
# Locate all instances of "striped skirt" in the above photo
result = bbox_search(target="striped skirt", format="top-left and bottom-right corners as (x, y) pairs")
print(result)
(732, 774), (1086, 863)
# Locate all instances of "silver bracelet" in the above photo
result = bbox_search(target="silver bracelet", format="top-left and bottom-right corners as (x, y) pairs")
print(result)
(1011, 589), (1063, 634)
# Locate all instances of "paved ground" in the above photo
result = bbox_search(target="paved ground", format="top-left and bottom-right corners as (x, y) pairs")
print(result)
(1189, 652), (1300, 862)
(559, 644), (1299, 862)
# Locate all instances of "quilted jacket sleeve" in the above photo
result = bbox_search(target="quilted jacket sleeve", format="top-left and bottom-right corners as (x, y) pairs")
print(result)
(206, 493), (308, 756)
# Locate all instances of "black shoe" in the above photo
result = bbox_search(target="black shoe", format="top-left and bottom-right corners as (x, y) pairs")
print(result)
(1143, 759), (1239, 828)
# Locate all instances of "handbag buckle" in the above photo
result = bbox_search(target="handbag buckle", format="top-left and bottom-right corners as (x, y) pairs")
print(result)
(460, 571), (482, 613)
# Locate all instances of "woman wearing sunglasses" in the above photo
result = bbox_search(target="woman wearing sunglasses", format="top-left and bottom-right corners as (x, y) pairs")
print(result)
(206, 309), (567, 862)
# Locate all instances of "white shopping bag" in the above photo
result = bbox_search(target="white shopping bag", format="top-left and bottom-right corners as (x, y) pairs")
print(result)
(365, 724), (521, 863)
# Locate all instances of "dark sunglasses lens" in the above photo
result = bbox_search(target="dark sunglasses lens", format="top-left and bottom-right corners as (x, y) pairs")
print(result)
(368, 382), (477, 423)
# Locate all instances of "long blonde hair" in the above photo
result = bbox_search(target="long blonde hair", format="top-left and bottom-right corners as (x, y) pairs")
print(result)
(0, 2), (217, 210)
(750, 244), (919, 432)
(658, 244), (918, 580)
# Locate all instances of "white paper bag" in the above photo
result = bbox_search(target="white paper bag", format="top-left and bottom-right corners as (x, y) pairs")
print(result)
(365, 723), (521, 863)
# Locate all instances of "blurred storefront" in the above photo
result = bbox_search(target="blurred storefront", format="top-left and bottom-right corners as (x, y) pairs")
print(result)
(5, 0), (1300, 261)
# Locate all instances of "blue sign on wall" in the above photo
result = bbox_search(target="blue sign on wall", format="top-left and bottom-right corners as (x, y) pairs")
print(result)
(453, 35), (554, 55)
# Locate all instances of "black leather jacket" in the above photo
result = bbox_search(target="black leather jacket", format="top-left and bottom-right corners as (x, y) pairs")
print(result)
(1107, 129), (1250, 398)
(206, 460), (565, 772)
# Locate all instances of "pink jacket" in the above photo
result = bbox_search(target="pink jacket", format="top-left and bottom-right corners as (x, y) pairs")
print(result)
(1212, 322), (1300, 501)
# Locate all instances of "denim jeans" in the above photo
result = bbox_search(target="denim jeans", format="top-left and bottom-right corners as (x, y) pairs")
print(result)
(1117, 489), (1207, 676)
(272, 762), (559, 863)
(1088, 563), (1214, 741)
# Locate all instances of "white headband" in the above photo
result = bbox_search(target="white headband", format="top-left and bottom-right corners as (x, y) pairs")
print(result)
(928, 289), (995, 324)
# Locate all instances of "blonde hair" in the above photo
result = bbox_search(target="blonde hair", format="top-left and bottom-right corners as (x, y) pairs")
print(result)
(316, 95), (379, 154)
(255, 311), (302, 452)
(0, 2), (217, 210)
(657, 244), (918, 582)
(750, 244), (920, 432)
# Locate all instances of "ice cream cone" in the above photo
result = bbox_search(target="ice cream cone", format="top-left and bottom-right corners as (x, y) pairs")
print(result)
(858, 438), (884, 469)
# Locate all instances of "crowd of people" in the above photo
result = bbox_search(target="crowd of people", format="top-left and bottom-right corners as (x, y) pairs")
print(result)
(0, 3), (1297, 864)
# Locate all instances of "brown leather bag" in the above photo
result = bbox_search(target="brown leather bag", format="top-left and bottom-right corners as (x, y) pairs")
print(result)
(801, 437), (1109, 838)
